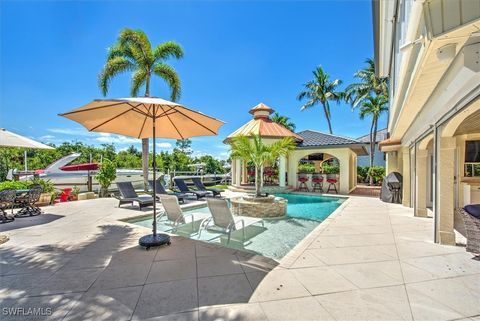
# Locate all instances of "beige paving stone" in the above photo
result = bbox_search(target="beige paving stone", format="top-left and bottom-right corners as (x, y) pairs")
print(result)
(147, 259), (197, 284)
(396, 240), (465, 259)
(245, 270), (268, 290)
(260, 296), (335, 321)
(311, 244), (398, 265)
(400, 262), (438, 283)
(250, 269), (310, 302)
(236, 253), (277, 273)
(199, 303), (266, 321)
(196, 242), (238, 257)
(64, 286), (142, 321)
(289, 249), (327, 268)
(197, 254), (243, 277)
(406, 286), (464, 321)
(402, 253), (480, 278)
(315, 285), (413, 321)
(334, 260), (404, 289)
(133, 279), (198, 319)
(292, 266), (357, 295)
(154, 238), (196, 261)
(198, 274), (253, 307)
(137, 311), (198, 321)
(91, 262), (151, 290)
(309, 232), (395, 249)
(406, 275), (480, 317)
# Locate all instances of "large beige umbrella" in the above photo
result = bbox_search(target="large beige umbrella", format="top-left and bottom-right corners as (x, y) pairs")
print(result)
(59, 97), (225, 248)
(0, 128), (54, 171)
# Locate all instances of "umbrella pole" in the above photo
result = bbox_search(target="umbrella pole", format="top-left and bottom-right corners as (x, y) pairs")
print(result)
(139, 113), (170, 250)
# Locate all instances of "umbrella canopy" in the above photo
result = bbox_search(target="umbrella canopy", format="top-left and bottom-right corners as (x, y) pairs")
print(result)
(59, 97), (224, 139)
(0, 128), (54, 149)
(59, 97), (225, 248)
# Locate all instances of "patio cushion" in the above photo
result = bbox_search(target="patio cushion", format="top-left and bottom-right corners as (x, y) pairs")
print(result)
(464, 204), (480, 219)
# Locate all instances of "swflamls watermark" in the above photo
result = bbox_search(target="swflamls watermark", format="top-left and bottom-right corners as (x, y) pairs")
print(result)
(2, 307), (53, 316)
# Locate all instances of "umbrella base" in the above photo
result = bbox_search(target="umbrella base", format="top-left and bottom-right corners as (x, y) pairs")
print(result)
(139, 234), (171, 250)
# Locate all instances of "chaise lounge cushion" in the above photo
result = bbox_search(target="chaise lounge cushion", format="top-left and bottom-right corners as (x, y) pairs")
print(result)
(464, 204), (480, 219)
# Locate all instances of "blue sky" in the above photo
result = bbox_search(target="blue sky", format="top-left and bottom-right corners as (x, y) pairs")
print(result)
(1, 0), (382, 159)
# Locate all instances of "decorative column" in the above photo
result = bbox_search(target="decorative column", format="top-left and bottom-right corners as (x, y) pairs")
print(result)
(231, 158), (237, 185)
(437, 136), (456, 245)
(402, 148), (411, 207)
(415, 149), (428, 217)
(279, 156), (286, 187)
(235, 159), (241, 187)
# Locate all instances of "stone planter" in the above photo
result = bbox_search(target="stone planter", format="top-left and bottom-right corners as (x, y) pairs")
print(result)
(230, 195), (287, 218)
(36, 192), (52, 207)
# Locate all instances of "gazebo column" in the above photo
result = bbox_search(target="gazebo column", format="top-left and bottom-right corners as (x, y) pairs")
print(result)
(242, 161), (248, 184)
(437, 136), (456, 245)
(231, 158), (237, 185)
(235, 159), (241, 186)
(279, 156), (286, 187)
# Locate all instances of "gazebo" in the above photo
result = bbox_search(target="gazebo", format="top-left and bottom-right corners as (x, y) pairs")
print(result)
(224, 103), (368, 194)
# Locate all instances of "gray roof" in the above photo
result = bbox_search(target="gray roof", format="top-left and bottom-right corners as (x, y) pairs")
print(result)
(356, 128), (388, 143)
(296, 130), (363, 147)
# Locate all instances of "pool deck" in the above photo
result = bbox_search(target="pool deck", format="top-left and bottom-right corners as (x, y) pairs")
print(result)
(1, 192), (479, 321)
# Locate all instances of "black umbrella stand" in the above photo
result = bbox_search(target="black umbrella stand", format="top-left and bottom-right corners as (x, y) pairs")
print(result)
(139, 116), (171, 250)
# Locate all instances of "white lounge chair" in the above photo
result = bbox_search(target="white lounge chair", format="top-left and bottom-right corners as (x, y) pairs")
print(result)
(158, 194), (210, 233)
(200, 198), (264, 244)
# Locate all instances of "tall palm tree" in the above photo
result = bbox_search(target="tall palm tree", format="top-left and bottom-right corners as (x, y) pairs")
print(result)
(297, 66), (343, 134)
(271, 112), (296, 132)
(230, 135), (295, 196)
(359, 95), (388, 185)
(345, 58), (389, 108)
(98, 28), (183, 190)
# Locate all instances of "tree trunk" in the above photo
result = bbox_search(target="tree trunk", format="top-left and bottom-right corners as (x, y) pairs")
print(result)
(142, 138), (149, 191)
(368, 119), (375, 186)
(322, 102), (333, 134)
(255, 165), (260, 196)
(370, 118), (379, 186)
(142, 86), (150, 191)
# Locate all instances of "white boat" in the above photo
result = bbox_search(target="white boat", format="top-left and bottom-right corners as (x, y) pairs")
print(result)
(21, 153), (147, 192)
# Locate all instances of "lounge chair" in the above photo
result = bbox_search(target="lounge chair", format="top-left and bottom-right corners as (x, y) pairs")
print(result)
(0, 189), (16, 223)
(173, 178), (210, 200)
(15, 185), (43, 217)
(116, 182), (154, 210)
(191, 177), (224, 197)
(200, 198), (264, 244)
(459, 206), (480, 255)
(157, 194), (210, 233)
(148, 180), (186, 204)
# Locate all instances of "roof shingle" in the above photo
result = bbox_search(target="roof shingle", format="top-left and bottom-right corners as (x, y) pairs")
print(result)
(296, 130), (363, 147)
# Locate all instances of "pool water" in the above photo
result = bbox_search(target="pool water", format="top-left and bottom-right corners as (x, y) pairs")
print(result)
(129, 193), (345, 260)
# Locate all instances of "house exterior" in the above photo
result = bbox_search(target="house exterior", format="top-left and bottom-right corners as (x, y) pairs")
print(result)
(356, 128), (388, 167)
(373, 0), (480, 244)
(225, 103), (367, 194)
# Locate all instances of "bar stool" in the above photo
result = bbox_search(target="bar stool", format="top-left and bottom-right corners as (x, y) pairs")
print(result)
(326, 174), (338, 194)
(312, 173), (324, 193)
(298, 173), (309, 192)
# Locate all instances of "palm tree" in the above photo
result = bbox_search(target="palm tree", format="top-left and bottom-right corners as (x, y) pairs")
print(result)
(230, 135), (295, 196)
(98, 28), (183, 190)
(297, 66), (343, 134)
(345, 58), (389, 108)
(359, 95), (388, 185)
(271, 112), (296, 132)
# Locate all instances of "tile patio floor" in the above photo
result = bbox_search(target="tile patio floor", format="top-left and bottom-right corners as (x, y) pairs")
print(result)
(0, 192), (479, 321)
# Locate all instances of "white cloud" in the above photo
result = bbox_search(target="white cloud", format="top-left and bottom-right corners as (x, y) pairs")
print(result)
(48, 127), (93, 136)
(95, 134), (139, 144)
(156, 142), (173, 149)
(38, 135), (56, 140)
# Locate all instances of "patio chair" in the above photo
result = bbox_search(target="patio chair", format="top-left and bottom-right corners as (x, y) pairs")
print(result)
(191, 177), (223, 197)
(200, 198), (264, 244)
(157, 194), (210, 233)
(54, 188), (72, 203)
(459, 206), (480, 255)
(312, 173), (324, 193)
(116, 182), (154, 210)
(0, 189), (16, 223)
(297, 173), (309, 192)
(173, 178), (210, 200)
(326, 174), (338, 194)
(148, 180), (186, 204)
(15, 185), (43, 217)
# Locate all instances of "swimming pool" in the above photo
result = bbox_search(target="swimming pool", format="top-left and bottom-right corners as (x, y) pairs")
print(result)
(129, 193), (345, 260)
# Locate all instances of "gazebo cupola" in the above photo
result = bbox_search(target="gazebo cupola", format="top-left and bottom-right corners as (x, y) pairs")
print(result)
(224, 103), (303, 142)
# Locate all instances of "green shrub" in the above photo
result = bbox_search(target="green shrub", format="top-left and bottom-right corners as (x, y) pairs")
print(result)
(29, 177), (56, 193)
(368, 166), (385, 185)
(357, 166), (369, 183)
(298, 163), (316, 173)
(322, 163), (340, 174)
(0, 180), (32, 191)
(95, 159), (117, 197)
